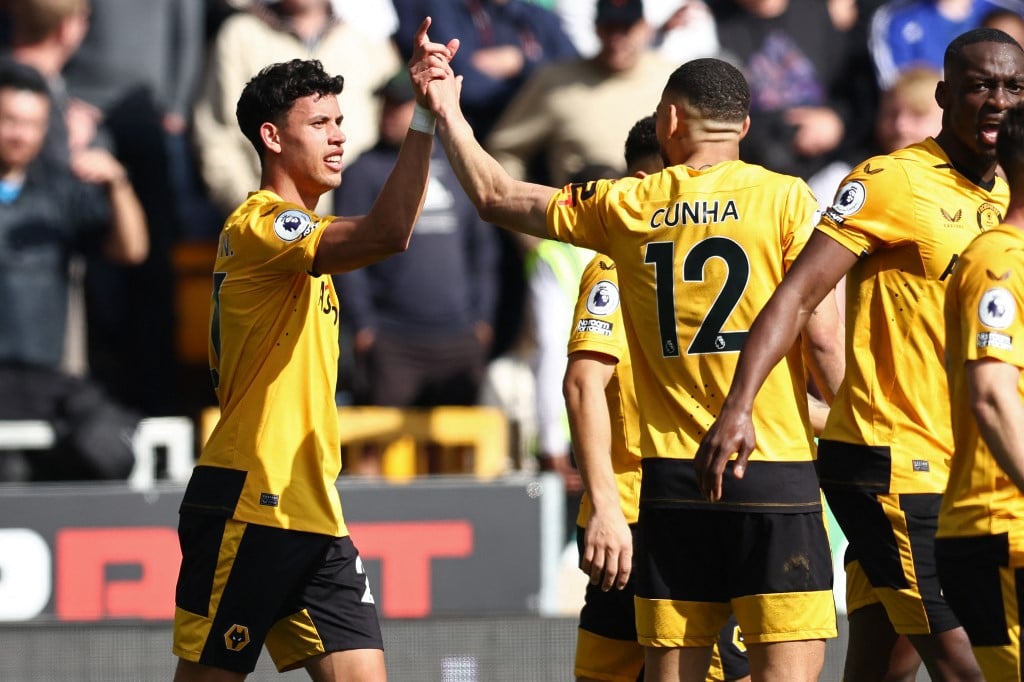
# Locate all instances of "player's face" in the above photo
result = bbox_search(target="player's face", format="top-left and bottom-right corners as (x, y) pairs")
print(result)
(940, 41), (1024, 161)
(277, 92), (346, 194)
(0, 88), (49, 173)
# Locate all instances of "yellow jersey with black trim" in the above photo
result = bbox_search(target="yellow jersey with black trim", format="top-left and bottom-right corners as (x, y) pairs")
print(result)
(939, 224), (1024, 544)
(569, 255), (641, 526)
(815, 138), (1008, 495)
(548, 160), (821, 511)
(182, 190), (347, 537)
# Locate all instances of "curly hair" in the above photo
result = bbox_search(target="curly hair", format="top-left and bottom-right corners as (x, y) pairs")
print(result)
(662, 58), (749, 124)
(235, 58), (345, 159)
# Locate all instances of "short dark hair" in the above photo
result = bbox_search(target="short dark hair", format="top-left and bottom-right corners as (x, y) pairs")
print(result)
(624, 114), (659, 171)
(235, 59), (345, 159)
(663, 58), (749, 124)
(997, 102), (1024, 176)
(0, 58), (49, 96)
(944, 28), (1022, 76)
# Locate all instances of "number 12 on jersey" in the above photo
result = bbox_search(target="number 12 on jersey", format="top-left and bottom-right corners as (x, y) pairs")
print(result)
(644, 236), (750, 357)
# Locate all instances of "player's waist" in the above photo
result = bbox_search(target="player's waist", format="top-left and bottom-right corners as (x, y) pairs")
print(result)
(817, 439), (948, 494)
(639, 458), (822, 513)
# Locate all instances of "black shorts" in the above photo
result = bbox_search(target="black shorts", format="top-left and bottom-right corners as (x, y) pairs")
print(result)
(173, 514), (382, 674)
(574, 525), (750, 681)
(826, 488), (959, 634)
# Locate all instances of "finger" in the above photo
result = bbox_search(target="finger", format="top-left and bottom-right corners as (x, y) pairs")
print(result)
(733, 442), (754, 479)
(447, 38), (461, 61)
(616, 547), (632, 590)
(413, 16), (432, 47)
(600, 552), (618, 592)
(588, 548), (607, 586)
(579, 544), (595, 575)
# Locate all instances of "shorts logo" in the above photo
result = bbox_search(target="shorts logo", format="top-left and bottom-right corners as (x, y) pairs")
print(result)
(828, 180), (866, 220)
(259, 492), (280, 507)
(224, 624), (251, 652)
(912, 460), (930, 472)
(978, 287), (1015, 329)
(586, 280), (619, 316)
(274, 209), (312, 242)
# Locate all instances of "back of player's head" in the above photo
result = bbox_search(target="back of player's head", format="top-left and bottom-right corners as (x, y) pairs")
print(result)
(235, 58), (345, 159)
(944, 28), (1023, 77)
(996, 102), (1024, 177)
(663, 58), (749, 125)
(9, 0), (89, 44)
(0, 59), (50, 97)
(624, 114), (662, 176)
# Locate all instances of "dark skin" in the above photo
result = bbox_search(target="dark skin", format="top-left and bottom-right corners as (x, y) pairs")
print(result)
(696, 38), (1024, 682)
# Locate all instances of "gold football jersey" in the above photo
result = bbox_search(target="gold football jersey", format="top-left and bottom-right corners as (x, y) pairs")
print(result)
(939, 224), (1024, 547)
(548, 160), (821, 509)
(189, 190), (347, 537)
(569, 255), (641, 526)
(816, 138), (1009, 495)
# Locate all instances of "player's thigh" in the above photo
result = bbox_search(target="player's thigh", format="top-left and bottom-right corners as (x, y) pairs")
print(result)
(267, 535), (383, 674)
(746, 639), (825, 682)
(173, 515), (332, 675)
(826, 488), (957, 635)
(303, 648), (386, 682)
(576, 524), (645, 682)
(936, 533), (1022, 680)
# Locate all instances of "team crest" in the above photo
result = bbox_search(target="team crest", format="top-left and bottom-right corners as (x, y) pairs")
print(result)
(224, 624), (251, 652)
(977, 203), (1002, 231)
(586, 280), (620, 316)
(829, 181), (866, 219)
(274, 209), (312, 242)
(978, 287), (1015, 329)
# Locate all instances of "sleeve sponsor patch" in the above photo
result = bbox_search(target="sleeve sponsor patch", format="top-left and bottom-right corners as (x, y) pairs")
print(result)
(977, 331), (1012, 351)
(978, 287), (1016, 329)
(273, 209), (314, 242)
(586, 279), (620, 315)
(576, 318), (613, 336)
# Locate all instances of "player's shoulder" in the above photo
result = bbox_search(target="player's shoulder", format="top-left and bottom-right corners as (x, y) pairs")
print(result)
(228, 191), (320, 241)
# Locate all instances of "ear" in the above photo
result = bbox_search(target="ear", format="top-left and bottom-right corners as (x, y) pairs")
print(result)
(934, 80), (947, 111)
(739, 115), (751, 141)
(260, 121), (282, 155)
(633, 170), (648, 179)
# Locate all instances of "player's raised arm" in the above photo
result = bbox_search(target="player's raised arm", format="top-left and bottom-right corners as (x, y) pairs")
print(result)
(420, 33), (557, 241)
(313, 17), (458, 274)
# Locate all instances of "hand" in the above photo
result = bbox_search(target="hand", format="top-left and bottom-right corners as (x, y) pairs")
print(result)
(786, 106), (844, 157)
(693, 404), (756, 502)
(69, 147), (129, 187)
(408, 17), (460, 109)
(580, 508), (632, 591)
(65, 97), (102, 153)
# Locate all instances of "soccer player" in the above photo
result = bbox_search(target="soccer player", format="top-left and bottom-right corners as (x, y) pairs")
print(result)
(698, 28), (1024, 682)
(423, 51), (845, 681)
(171, 20), (457, 682)
(936, 100), (1024, 681)
(568, 115), (750, 682)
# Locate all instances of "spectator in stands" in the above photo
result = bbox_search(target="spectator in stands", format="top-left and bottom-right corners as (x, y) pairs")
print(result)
(334, 70), (500, 474)
(485, 0), (676, 188)
(870, 0), (1024, 90)
(192, 0), (401, 217)
(875, 65), (944, 154)
(712, 0), (877, 205)
(982, 6), (1024, 48)
(56, 0), (211, 416)
(555, 0), (720, 66)
(0, 60), (148, 482)
(394, 0), (578, 141)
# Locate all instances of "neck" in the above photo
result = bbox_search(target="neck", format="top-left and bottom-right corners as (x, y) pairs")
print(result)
(286, 5), (331, 42)
(0, 165), (27, 184)
(261, 169), (320, 211)
(9, 43), (64, 79)
(670, 140), (741, 171)
(934, 130), (997, 185)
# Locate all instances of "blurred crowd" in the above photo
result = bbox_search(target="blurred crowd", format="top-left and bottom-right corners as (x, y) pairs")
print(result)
(1, 0), (1023, 481)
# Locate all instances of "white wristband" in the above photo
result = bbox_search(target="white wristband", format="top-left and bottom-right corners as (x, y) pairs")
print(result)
(409, 103), (436, 135)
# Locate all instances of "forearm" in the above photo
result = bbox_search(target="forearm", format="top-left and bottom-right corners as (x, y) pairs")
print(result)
(103, 176), (149, 265)
(971, 362), (1024, 493)
(435, 108), (551, 238)
(564, 367), (618, 513)
(802, 289), (845, 403)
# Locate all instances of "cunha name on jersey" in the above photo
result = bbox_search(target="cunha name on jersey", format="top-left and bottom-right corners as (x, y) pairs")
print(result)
(650, 199), (739, 229)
